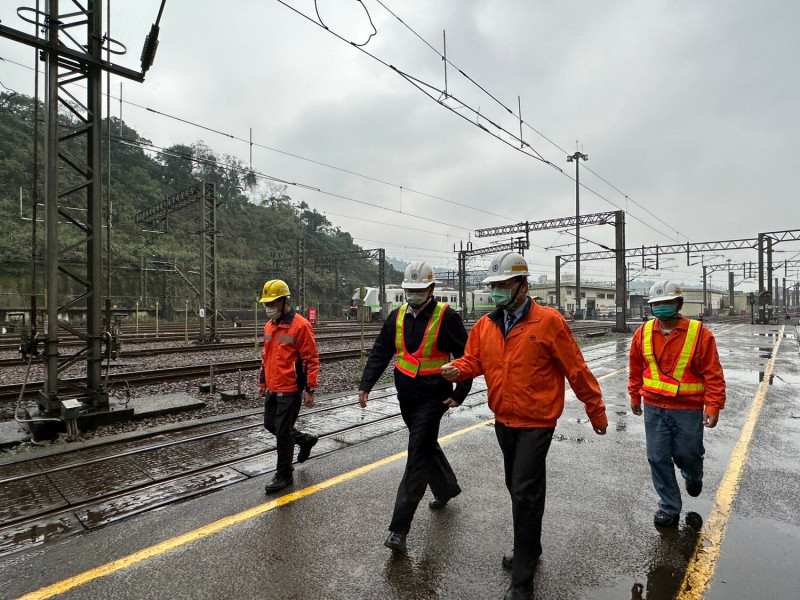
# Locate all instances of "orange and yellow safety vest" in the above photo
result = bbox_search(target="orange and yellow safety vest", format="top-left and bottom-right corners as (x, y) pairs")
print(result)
(394, 302), (450, 377)
(641, 319), (706, 397)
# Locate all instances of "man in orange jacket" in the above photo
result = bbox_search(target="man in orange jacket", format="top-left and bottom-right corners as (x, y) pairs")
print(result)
(442, 251), (607, 600)
(257, 279), (320, 494)
(629, 280), (726, 528)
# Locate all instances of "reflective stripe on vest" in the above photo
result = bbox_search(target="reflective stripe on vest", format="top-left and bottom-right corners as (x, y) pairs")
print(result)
(264, 334), (296, 344)
(394, 302), (450, 377)
(641, 319), (706, 397)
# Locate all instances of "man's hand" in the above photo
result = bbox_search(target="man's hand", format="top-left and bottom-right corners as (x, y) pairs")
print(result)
(257, 387), (267, 398)
(440, 363), (460, 382)
(302, 391), (314, 408)
(630, 403), (643, 416)
(594, 426), (607, 435)
(358, 390), (369, 408)
(442, 397), (459, 408)
(703, 411), (718, 428)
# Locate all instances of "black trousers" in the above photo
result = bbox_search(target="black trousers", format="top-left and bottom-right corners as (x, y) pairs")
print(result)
(495, 422), (554, 588)
(264, 393), (314, 478)
(388, 395), (461, 535)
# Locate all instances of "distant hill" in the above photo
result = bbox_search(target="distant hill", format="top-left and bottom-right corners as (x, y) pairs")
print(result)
(0, 92), (402, 317)
(387, 257), (409, 273)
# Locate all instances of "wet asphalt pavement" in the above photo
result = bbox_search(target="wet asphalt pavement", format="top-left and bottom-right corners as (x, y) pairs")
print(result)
(0, 322), (797, 600)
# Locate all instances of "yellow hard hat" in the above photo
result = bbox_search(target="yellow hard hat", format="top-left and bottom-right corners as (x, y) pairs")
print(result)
(259, 279), (291, 303)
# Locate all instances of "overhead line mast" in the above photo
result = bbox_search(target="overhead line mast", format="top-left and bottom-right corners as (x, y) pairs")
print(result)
(0, 0), (166, 421)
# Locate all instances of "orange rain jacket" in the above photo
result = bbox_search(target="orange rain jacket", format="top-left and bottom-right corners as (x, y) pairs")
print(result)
(628, 316), (726, 417)
(450, 300), (607, 429)
(258, 310), (319, 394)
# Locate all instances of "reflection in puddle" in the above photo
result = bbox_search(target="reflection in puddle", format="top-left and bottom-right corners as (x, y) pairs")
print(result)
(629, 512), (703, 600)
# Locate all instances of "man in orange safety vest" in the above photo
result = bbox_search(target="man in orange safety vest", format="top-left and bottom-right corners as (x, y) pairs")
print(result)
(628, 280), (726, 528)
(358, 261), (471, 553)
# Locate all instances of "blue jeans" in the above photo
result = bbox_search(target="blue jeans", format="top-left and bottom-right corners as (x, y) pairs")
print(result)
(643, 404), (704, 515)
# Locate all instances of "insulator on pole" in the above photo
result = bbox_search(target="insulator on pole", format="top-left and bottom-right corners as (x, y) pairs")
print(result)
(140, 24), (160, 73)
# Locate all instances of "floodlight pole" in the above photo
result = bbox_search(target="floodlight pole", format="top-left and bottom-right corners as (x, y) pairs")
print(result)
(567, 151), (588, 318)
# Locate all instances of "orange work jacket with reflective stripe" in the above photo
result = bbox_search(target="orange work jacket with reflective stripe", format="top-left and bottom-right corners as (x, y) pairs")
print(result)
(628, 316), (726, 416)
(450, 299), (607, 429)
(258, 310), (319, 393)
(394, 302), (450, 377)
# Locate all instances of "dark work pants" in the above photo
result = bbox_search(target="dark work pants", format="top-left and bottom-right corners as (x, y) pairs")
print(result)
(495, 422), (554, 588)
(264, 393), (314, 478)
(388, 396), (461, 535)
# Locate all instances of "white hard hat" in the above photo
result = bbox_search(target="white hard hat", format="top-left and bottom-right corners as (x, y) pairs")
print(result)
(482, 251), (530, 284)
(648, 280), (683, 304)
(402, 261), (436, 290)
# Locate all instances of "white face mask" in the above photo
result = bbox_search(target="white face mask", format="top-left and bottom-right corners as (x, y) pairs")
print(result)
(264, 306), (279, 320)
(405, 291), (429, 308)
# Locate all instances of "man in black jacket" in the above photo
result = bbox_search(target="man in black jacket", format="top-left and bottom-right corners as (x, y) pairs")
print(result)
(359, 261), (472, 552)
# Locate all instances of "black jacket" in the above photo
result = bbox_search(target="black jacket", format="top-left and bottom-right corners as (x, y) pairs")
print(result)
(359, 299), (472, 403)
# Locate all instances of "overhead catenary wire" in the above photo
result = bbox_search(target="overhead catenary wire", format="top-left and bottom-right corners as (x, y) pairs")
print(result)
(2, 45), (681, 250)
(0, 53), (524, 225)
(0, 6), (719, 274)
(368, 0), (693, 244)
(112, 134), (480, 236)
(272, 0), (691, 246)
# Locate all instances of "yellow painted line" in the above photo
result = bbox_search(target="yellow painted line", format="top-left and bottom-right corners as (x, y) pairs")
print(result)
(15, 420), (491, 600)
(16, 367), (628, 600)
(677, 325), (785, 600)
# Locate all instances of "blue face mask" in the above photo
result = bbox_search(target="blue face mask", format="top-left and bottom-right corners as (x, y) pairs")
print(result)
(491, 288), (514, 308)
(652, 305), (678, 319)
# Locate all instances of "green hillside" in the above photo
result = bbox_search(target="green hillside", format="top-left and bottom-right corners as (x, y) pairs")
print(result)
(0, 92), (401, 318)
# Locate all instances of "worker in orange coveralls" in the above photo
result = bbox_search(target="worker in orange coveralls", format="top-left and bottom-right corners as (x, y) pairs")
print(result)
(257, 279), (319, 494)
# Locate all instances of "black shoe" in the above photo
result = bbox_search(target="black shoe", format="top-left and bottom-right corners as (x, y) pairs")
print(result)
(384, 532), (407, 551)
(686, 480), (703, 497)
(429, 496), (451, 510)
(264, 474), (293, 494)
(297, 436), (318, 463)
(429, 486), (461, 509)
(503, 584), (532, 600)
(654, 509), (679, 527)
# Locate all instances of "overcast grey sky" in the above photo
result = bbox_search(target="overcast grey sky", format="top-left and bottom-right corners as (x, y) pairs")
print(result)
(1, 0), (799, 291)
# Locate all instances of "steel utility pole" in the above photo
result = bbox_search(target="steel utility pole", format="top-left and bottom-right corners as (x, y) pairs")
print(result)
(0, 0), (164, 415)
(567, 150), (588, 318)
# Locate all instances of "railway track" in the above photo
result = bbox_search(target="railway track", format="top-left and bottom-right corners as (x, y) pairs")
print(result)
(0, 349), (366, 402)
(0, 319), (610, 353)
(0, 336), (639, 556)
(0, 331), (380, 367)
(0, 386), (421, 553)
(0, 325), (385, 352)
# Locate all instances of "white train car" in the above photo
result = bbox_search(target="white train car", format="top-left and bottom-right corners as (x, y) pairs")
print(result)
(349, 286), (405, 319)
(349, 285), (497, 320)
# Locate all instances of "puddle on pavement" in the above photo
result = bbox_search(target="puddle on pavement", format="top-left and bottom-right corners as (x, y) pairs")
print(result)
(586, 512), (704, 600)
